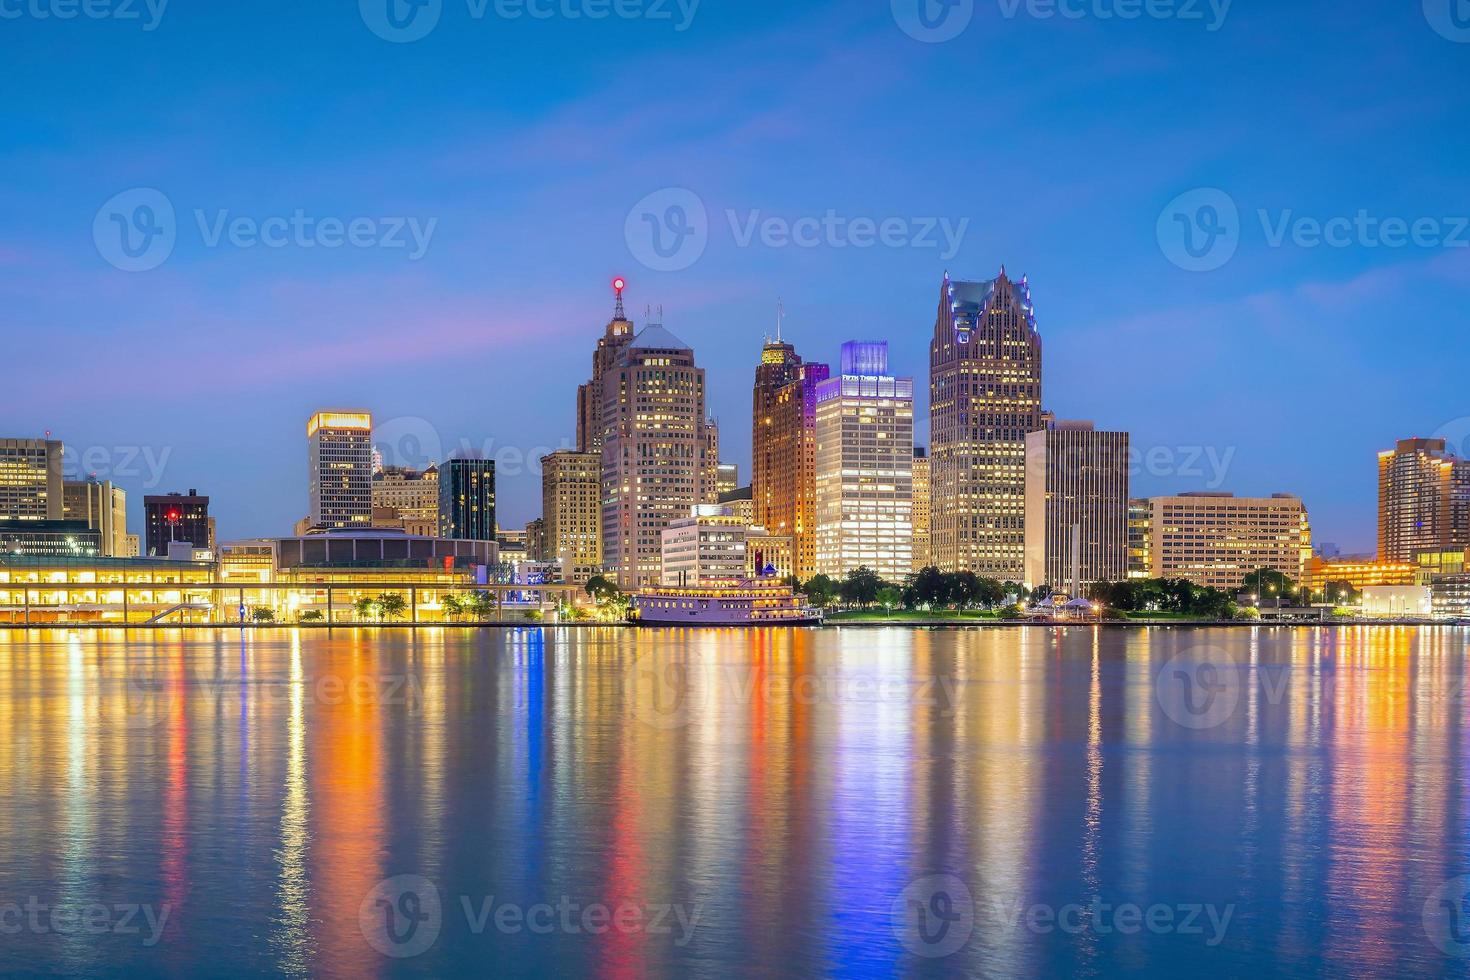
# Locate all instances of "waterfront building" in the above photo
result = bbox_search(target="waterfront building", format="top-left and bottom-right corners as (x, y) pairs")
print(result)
(439, 456), (496, 541)
(577, 279), (636, 454)
(1023, 421), (1129, 591)
(144, 489), (211, 557)
(1147, 492), (1311, 591)
(1302, 555), (1417, 593)
(659, 504), (794, 586)
(62, 479), (128, 557)
(929, 270), (1043, 578)
(1127, 498), (1152, 579)
(599, 317), (714, 589)
(1361, 585), (1433, 618)
(912, 447), (931, 572)
(307, 411), (373, 530)
(0, 437), (63, 521)
(1431, 573), (1470, 618)
(372, 465), (439, 534)
(541, 450), (602, 584)
(813, 341), (914, 581)
(0, 520), (101, 558)
(1378, 437), (1470, 561)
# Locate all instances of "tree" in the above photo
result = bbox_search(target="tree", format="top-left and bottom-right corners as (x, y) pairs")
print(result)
(803, 574), (838, 608)
(378, 593), (408, 621)
(469, 590), (495, 621)
(586, 576), (621, 603)
(299, 610), (324, 623)
(1242, 568), (1295, 605)
(354, 597), (380, 621)
(839, 567), (883, 607)
(1321, 580), (1361, 606)
(441, 593), (464, 620)
(250, 607), (276, 623)
(876, 585), (903, 614)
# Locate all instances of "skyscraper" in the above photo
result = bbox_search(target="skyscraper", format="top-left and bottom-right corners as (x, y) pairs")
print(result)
(439, 456), (496, 541)
(541, 449), (602, 583)
(814, 341), (914, 581)
(758, 361), (830, 581)
(577, 278), (636, 455)
(1022, 421), (1130, 591)
(752, 333), (805, 528)
(911, 447), (931, 572)
(63, 479), (128, 557)
(600, 317), (712, 589)
(307, 411), (373, 530)
(144, 490), (211, 556)
(930, 270), (1043, 579)
(1378, 437), (1470, 561)
(0, 437), (63, 521)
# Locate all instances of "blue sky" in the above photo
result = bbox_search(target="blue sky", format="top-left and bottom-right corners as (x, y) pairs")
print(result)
(2, 0), (1467, 553)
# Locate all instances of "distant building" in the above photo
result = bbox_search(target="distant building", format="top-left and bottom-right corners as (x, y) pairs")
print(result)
(755, 357), (829, 582)
(1147, 492), (1311, 591)
(144, 490), (211, 557)
(0, 520), (101, 557)
(308, 411), (373, 530)
(1023, 421), (1129, 591)
(1302, 556), (1416, 593)
(372, 465), (439, 534)
(123, 534), (140, 558)
(1378, 438), (1470, 561)
(0, 437), (63, 521)
(753, 333), (806, 530)
(1127, 498), (1152, 579)
(930, 271), (1043, 578)
(912, 447), (931, 572)
(525, 518), (547, 561)
(814, 341), (914, 581)
(63, 479), (128, 557)
(439, 457), (496, 541)
(1361, 585), (1433, 618)
(716, 463), (739, 499)
(600, 318), (716, 589)
(577, 280), (636, 454)
(541, 450), (602, 584)
(718, 485), (755, 526)
(497, 528), (528, 563)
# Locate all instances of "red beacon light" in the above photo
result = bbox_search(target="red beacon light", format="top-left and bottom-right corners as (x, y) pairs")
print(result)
(612, 277), (626, 293)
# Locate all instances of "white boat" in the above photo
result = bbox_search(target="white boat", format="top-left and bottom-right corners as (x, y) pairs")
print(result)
(632, 580), (823, 626)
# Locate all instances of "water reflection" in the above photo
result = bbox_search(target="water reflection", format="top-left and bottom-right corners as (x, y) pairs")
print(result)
(0, 626), (1465, 977)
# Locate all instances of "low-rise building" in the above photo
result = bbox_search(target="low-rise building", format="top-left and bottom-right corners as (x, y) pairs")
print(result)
(1147, 492), (1311, 592)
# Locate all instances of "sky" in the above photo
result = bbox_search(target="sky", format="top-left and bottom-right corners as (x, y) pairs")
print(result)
(2, 0), (1468, 554)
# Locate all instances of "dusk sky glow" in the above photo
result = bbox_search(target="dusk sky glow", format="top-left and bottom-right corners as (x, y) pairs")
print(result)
(4, 0), (1468, 553)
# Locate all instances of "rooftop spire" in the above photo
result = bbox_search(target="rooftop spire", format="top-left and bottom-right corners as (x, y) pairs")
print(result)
(612, 276), (627, 321)
(776, 297), (785, 343)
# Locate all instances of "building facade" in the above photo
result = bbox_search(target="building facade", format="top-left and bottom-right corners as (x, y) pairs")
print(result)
(912, 447), (931, 572)
(756, 361), (830, 581)
(813, 342), (914, 581)
(63, 479), (128, 557)
(1023, 421), (1130, 591)
(659, 504), (794, 586)
(144, 490), (211, 557)
(929, 271), (1043, 578)
(753, 336), (806, 528)
(600, 321), (714, 589)
(372, 465), (439, 533)
(0, 438), (63, 521)
(541, 450), (602, 584)
(439, 457), (497, 541)
(1127, 498), (1152, 579)
(308, 411), (373, 530)
(577, 281), (636, 454)
(1378, 438), (1470, 561)
(1148, 492), (1311, 592)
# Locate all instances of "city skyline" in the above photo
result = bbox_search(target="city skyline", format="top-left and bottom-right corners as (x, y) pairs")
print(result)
(4, 2), (1468, 552)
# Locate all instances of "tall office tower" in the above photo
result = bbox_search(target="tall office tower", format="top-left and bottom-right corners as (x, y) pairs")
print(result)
(716, 463), (739, 498)
(753, 333), (805, 528)
(439, 456), (497, 540)
(1022, 421), (1130, 591)
(1148, 492), (1311, 591)
(911, 447), (931, 572)
(577, 278), (636, 454)
(541, 450), (602, 583)
(600, 318), (711, 589)
(759, 361), (831, 580)
(702, 417), (721, 503)
(1127, 498), (1152, 579)
(1378, 437), (1470, 561)
(63, 479), (128, 557)
(308, 411), (373, 530)
(814, 341), (914, 581)
(930, 270), (1043, 578)
(144, 490), (211, 556)
(0, 437), (63, 520)
(372, 465), (440, 534)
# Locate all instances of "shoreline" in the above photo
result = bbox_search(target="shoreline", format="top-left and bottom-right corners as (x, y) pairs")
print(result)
(0, 619), (1458, 632)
